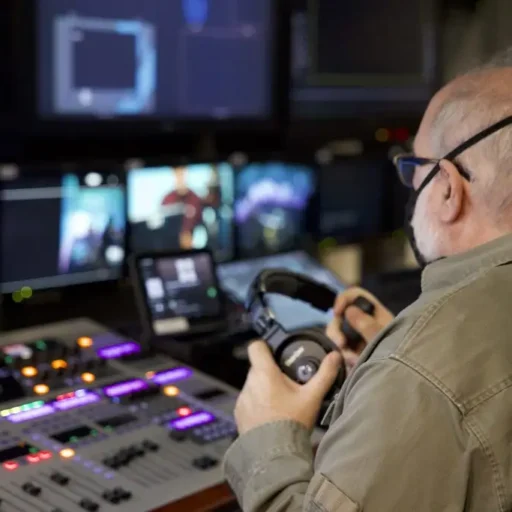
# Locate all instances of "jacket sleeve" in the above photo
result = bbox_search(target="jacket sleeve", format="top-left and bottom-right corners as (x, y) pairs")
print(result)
(223, 358), (471, 512)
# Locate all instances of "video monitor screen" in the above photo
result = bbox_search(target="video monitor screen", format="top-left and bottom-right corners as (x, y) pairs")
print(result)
(218, 250), (345, 331)
(37, 0), (275, 120)
(318, 159), (386, 240)
(128, 163), (234, 262)
(0, 166), (126, 293)
(291, 0), (437, 118)
(136, 251), (222, 335)
(235, 162), (316, 257)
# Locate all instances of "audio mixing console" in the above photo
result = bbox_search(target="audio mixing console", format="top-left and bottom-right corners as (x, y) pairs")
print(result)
(0, 318), (244, 512)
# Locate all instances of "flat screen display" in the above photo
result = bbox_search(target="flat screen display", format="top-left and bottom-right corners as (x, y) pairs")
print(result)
(291, 0), (437, 118)
(0, 165), (126, 293)
(218, 250), (345, 331)
(37, 0), (275, 120)
(137, 251), (222, 335)
(128, 163), (234, 262)
(235, 162), (316, 257)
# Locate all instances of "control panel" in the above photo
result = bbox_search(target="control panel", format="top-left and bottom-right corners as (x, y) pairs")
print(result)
(0, 319), (245, 512)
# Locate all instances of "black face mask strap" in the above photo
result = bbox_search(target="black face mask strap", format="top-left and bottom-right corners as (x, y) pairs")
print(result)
(416, 115), (512, 197)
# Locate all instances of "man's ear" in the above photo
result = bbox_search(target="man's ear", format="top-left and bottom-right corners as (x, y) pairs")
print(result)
(438, 159), (464, 223)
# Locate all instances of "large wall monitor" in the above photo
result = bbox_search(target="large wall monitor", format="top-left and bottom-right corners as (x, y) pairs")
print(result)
(37, 0), (276, 120)
(291, 0), (439, 118)
(0, 165), (126, 293)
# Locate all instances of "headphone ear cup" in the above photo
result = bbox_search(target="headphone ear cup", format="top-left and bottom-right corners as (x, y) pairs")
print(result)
(277, 329), (346, 390)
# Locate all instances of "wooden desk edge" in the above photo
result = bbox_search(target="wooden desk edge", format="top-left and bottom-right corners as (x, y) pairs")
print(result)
(152, 483), (236, 512)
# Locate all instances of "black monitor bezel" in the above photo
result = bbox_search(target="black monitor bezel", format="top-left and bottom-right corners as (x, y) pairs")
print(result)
(289, 0), (441, 123)
(0, 161), (128, 295)
(13, 0), (290, 136)
(125, 156), (237, 263)
(129, 247), (228, 339)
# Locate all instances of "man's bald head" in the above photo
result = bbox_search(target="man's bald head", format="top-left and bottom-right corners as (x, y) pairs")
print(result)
(416, 60), (512, 224)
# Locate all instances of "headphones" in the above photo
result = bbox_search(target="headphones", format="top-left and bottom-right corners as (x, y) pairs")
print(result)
(246, 269), (346, 390)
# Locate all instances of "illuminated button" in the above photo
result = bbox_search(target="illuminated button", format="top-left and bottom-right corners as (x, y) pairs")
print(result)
(375, 128), (390, 142)
(81, 372), (96, 383)
(51, 359), (67, 370)
(26, 453), (40, 464)
(145, 371), (155, 379)
(39, 450), (52, 460)
(163, 385), (179, 397)
(77, 337), (93, 348)
(34, 383), (50, 395)
(177, 406), (192, 417)
(59, 448), (75, 459)
(21, 366), (38, 378)
(3, 460), (18, 471)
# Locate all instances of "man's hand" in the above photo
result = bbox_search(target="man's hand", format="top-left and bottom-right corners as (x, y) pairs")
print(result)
(234, 341), (342, 435)
(326, 287), (394, 371)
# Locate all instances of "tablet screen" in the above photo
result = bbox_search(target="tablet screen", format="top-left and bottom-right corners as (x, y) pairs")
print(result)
(136, 251), (222, 335)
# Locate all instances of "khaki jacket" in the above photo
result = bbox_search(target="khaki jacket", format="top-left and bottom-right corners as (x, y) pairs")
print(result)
(223, 233), (512, 512)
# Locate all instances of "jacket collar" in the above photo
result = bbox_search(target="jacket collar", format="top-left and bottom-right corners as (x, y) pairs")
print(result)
(421, 233), (512, 293)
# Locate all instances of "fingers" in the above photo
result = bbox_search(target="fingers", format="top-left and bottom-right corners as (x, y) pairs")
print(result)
(305, 351), (342, 400)
(332, 287), (376, 316)
(345, 306), (382, 341)
(247, 340), (279, 373)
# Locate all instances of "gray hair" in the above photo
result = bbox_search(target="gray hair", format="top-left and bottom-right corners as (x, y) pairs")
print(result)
(432, 46), (512, 221)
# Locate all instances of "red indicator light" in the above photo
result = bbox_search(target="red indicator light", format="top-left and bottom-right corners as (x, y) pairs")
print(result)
(39, 450), (52, 460)
(394, 128), (410, 143)
(26, 454), (40, 464)
(177, 407), (192, 417)
(3, 460), (18, 471)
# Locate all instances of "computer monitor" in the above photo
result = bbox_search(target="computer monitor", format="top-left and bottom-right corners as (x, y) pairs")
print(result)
(234, 161), (316, 257)
(317, 159), (386, 241)
(36, 0), (277, 121)
(291, 0), (439, 119)
(128, 162), (235, 262)
(0, 165), (126, 294)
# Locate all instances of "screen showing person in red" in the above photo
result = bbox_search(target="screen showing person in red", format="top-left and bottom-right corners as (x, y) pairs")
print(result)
(128, 163), (234, 261)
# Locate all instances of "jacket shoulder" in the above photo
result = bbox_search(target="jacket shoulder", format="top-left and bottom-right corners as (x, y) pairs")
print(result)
(393, 264), (512, 413)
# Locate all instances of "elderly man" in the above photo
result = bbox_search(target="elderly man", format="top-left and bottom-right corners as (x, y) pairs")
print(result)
(223, 48), (512, 511)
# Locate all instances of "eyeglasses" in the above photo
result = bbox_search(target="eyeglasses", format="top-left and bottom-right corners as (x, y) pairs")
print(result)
(393, 154), (471, 188)
(392, 115), (512, 192)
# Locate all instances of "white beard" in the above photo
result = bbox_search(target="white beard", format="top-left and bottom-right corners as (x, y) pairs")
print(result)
(411, 188), (443, 263)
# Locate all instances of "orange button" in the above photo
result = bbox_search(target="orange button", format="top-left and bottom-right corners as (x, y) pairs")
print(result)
(59, 448), (75, 459)
(33, 383), (50, 395)
(163, 385), (179, 397)
(77, 337), (93, 348)
(81, 372), (95, 383)
(51, 359), (67, 369)
(21, 366), (38, 378)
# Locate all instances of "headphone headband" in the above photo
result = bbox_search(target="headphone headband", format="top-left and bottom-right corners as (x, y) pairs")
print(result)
(247, 269), (337, 319)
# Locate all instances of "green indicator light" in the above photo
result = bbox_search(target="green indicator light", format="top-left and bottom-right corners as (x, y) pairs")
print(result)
(207, 287), (217, 299)
(29, 447), (38, 454)
(20, 286), (33, 299)
(35, 340), (47, 351)
(91, 430), (98, 436)
(12, 291), (22, 303)
(4, 356), (12, 365)
(70, 436), (79, 443)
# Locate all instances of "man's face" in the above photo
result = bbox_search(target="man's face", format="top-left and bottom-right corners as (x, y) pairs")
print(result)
(175, 167), (187, 193)
(408, 111), (446, 263)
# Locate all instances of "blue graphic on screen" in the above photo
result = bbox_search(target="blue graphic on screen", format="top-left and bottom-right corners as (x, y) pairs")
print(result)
(59, 175), (126, 274)
(128, 163), (234, 261)
(235, 162), (316, 256)
(38, 0), (273, 119)
(183, 0), (209, 28)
